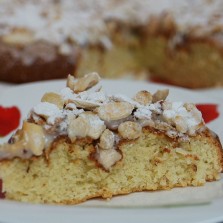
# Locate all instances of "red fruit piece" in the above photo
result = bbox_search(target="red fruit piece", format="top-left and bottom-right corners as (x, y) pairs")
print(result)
(196, 104), (219, 124)
(0, 106), (21, 137)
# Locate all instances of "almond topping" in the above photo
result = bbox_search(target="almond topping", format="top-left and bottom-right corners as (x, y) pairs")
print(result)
(68, 116), (89, 142)
(133, 90), (152, 106)
(41, 92), (64, 109)
(73, 72), (100, 93)
(118, 121), (142, 140)
(97, 101), (134, 121)
(80, 112), (105, 139)
(96, 149), (122, 171)
(152, 89), (169, 103)
(22, 122), (45, 156)
(174, 116), (188, 133)
(69, 98), (100, 109)
(66, 74), (76, 90)
(0, 122), (45, 159)
(99, 129), (115, 150)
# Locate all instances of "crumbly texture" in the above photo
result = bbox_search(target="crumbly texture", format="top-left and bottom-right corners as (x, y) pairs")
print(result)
(0, 128), (222, 204)
(1, 0), (223, 87)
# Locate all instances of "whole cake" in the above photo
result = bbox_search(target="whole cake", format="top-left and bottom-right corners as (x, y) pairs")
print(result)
(1, 0), (223, 88)
(0, 73), (222, 204)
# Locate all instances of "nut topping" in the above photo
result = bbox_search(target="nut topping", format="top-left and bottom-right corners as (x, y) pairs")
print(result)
(1, 72), (205, 163)
(99, 129), (115, 150)
(96, 149), (122, 171)
(22, 122), (45, 156)
(66, 74), (76, 90)
(133, 90), (152, 106)
(73, 72), (100, 93)
(69, 98), (101, 109)
(80, 112), (105, 139)
(174, 116), (188, 133)
(152, 89), (169, 103)
(0, 122), (45, 160)
(97, 101), (134, 121)
(41, 92), (64, 109)
(68, 116), (89, 142)
(118, 121), (142, 140)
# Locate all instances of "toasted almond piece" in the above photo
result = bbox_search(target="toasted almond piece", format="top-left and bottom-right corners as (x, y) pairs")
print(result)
(133, 90), (153, 106)
(96, 149), (122, 170)
(99, 129), (115, 150)
(32, 102), (62, 125)
(0, 140), (29, 160)
(41, 92), (64, 109)
(0, 122), (45, 159)
(118, 121), (142, 140)
(184, 103), (194, 112)
(66, 74), (76, 90)
(97, 102), (134, 121)
(80, 112), (106, 139)
(152, 89), (169, 103)
(174, 116), (188, 133)
(73, 72), (100, 93)
(70, 98), (101, 109)
(184, 103), (203, 123)
(68, 116), (89, 142)
(22, 121), (45, 156)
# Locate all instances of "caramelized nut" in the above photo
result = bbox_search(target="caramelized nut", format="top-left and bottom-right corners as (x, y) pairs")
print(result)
(184, 103), (203, 123)
(41, 92), (64, 109)
(68, 116), (89, 142)
(152, 89), (169, 103)
(174, 116), (188, 133)
(99, 129), (115, 150)
(73, 72), (100, 93)
(96, 149), (122, 170)
(22, 121), (45, 156)
(133, 90), (152, 106)
(70, 98), (100, 109)
(66, 74), (76, 90)
(97, 102), (134, 121)
(118, 121), (142, 140)
(80, 112), (105, 139)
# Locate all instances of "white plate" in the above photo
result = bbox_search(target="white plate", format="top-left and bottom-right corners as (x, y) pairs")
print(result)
(0, 79), (223, 223)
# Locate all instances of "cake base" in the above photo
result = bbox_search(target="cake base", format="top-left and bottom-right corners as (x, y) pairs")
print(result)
(0, 128), (222, 204)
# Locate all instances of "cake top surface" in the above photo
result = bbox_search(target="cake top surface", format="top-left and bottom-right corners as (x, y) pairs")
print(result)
(0, 72), (205, 169)
(0, 0), (223, 48)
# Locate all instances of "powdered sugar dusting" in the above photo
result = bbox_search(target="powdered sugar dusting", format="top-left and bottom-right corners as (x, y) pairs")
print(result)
(33, 102), (63, 125)
(134, 107), (152, 120)
(28, 73), (205, 149)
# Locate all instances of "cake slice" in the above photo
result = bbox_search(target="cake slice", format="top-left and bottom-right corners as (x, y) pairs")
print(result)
(0, 73), (222, 204)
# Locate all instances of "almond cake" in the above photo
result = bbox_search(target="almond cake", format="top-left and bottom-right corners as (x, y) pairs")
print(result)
(1, 0), (223, 88)
(0, 73), (222, 204)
